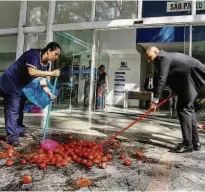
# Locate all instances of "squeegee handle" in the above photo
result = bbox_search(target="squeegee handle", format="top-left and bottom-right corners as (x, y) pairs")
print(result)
(101, 94), (173, 146)
(42, 77), (58, 141)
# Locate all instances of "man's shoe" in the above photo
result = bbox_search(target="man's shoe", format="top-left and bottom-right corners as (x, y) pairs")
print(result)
(174, 144), (193, 153)
(193, 142), (201, 151)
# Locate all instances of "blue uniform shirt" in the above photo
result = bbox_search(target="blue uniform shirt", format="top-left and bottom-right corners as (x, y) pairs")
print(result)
(0, 49), (49, 97)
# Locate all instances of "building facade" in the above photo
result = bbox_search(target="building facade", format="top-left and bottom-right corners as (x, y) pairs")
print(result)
(0, 0), (204, 112)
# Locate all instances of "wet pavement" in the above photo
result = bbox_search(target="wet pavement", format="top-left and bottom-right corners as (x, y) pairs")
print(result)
(0, 107), (204, 191)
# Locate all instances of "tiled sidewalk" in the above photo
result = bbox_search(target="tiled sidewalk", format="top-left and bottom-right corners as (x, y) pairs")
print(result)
(0, 109), (204, 191)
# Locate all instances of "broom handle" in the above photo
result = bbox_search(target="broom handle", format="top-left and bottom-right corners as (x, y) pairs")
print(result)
(42, 77), (58, 141)
(101, 94), (173, 146)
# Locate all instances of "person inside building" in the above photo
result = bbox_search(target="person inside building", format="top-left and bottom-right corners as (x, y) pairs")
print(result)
(96, 65), (108, 110)
(146, 46), (203, 153)
(0, 42), (61, 147)
(144, 72), (155, 109)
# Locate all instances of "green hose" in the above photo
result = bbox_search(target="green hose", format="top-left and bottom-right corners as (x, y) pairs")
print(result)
(42, 77), (58, 141)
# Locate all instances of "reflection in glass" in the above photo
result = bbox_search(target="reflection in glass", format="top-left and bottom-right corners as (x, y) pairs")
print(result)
(26, 1), (49, 26)
(0, 1), (20, 28)
(54, 31), (94, 111)
(55, 1), (92, 24)
(24, 33), (46, 51)
(95, 1), (138, 21)
(192, 26), (205, 64)
(0, 36), (17, 75)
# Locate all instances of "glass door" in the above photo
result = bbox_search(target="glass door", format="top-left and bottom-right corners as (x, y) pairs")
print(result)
(54, 30), (93, 112)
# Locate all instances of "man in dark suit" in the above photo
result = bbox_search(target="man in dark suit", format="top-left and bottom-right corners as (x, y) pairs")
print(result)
(146, 46), (204, 153)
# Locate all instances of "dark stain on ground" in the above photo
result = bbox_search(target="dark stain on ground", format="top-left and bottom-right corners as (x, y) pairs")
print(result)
(1, 182), (23, 191)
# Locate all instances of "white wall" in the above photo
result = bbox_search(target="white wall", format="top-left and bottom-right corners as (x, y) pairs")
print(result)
(107, 53), (141, 107)
(97, 28), (136, 52)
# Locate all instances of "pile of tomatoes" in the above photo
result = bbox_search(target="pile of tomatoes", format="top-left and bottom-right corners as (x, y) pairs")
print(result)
(0, 137), (147, 185)
(27, 140), (112, 169)
(1, 140), (113, 170)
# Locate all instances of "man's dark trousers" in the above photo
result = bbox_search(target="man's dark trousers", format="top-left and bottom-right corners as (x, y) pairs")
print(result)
(177, 96), (199, 146)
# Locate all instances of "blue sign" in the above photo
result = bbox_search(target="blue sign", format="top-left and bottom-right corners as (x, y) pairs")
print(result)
(137, 26), (189, 43)
(137, 26), (205, 43)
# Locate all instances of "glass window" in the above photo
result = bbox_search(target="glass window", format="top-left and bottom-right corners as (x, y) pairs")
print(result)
(24, 33), (46, 51)
(95, 1), (138, 21)
(26, 1), (49, 26)
(192, 26), (205, 64)
(55, 1), (92, 24)
(54, 30), (93, 111)
(0, 2), (20, 28)
(0, 36), (17, 75)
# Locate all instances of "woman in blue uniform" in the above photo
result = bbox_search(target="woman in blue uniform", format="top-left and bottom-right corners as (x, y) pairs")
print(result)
(0, 42), (61, 147)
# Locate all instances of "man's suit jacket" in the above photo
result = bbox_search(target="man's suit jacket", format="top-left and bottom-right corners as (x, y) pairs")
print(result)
(154, 50), (205, 103)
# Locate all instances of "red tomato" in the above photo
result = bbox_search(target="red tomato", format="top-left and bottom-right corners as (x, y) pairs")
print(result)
(7, 148), (14, 153)
(83, 152), (88, 157)
(81, 159), (87, 165)
(88, 154), (94, 160)
(70, 152), (74, 156)
(78, 152), (83, 157)
(6, 159), (14, 167)
(99, 162), (107, 169)
(105, 154), (112, 161)
(7, 152), (13, 158)
(123, 159), (131, 166)
(95, 154), (102, 159)
(5, 144), (12, 150)
(64, 156), (72, 163)
(49, 157), (56, 165)
(136, 151), (143, 159)
(61, 159), (69, 166)
(22, 175), (32, 184)
(93, 158), (101, 164)
(20, 159), (27, 166)
(38, 149), (44, 154)
(76, 157), (81, 163)
(38, 163), (47, 170)
(47, 150), (53, 156)
(86, 160), (93, 168)
(31, 155), (38, 163)
(35, 156), (42, 164)
(101, 156), (108, 162)
(72, 155), (77, 161)
(55, 155), (63, 162)
(120, 154), (126, 159)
